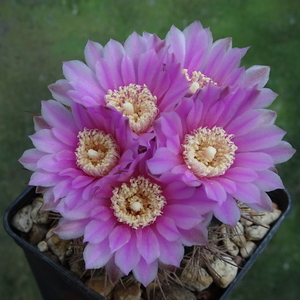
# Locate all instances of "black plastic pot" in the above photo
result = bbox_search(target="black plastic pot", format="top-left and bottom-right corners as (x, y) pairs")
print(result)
(3, 186), (291, 300)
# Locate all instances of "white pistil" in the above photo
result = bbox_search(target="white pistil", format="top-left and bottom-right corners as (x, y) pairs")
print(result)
(87, 149), (103, 159)
(111, 176), (166, 229)
(182, 126), (237, 177)
(130, 201), (142, 212)
(203, 146), (217, 160)
(105, 83), (158, 134)
(123, 102), (134, 115)
(189, 81), (200, 94)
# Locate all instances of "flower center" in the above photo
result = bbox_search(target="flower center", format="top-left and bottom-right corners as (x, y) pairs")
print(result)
(182, 69), (217, 94)
(182, 126), (237, 177)
(105, 83), (158, 134)
(111, 176), (166, 229)
(75, 128), (120, 177)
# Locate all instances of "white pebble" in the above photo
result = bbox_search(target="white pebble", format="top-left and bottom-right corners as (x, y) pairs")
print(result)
(37, 241), (49, 252)
(240, 241), (257, 258)
(245, 225), (270, 241)
(31, 197), (50, 224)
(12, 205), (33, 233)
(209, 257), (238, 288)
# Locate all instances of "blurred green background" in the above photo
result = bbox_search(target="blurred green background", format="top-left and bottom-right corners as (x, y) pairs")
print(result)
(0, 0), (299, 299)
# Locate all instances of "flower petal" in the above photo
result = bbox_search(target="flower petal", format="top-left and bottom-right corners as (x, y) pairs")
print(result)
(132, 257), (158, 287)
(84, 238), (113, 269)
(136, 227), (160, 264)
(115, 234), (140, 275)
(213, 195), (241, 226)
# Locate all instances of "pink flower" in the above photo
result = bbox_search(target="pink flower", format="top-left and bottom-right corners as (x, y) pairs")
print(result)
(166, 21), (271, 95)
(54, 150), (215, 286)
(48, 32), (189, 145)
(147, 85), (295, 225)
(19, 100), (140, 210)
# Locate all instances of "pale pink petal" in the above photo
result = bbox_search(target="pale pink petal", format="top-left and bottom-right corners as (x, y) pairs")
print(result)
(155, 216), (180, 242)
(109, 225), (131, 252)
(156, 234), (183, 267)
(163, 204), (201, 230)
(54, 218), (89, 239)
(84, 40), (104, 71)
(132, 257), (158, 287)
(136, 227), (160, 264)
(84, 218), (116, 244)
(244, 65), (270, 89)
(48, 79), (73, 106)
(84, 238), (113, 269)
(213, 195), (241, 226)
(19, 149), (45, 170)
(115, 234), (140, 275)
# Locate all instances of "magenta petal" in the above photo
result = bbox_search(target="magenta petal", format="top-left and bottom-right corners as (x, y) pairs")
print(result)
(84, 40), (104, 71)
(132, 257), (158, 287)
(201, 178), (227, 203)
(19, 148), (45, 170)
(30, 170), (60, 187)
(213, 178), (237, 194)
(33, 116), (51, 131)
(109, 225), (131, 252)
(52, 127), (77, 147)
(51, 179), (71, 201)
(136, 227), (160, 264)
(225, 110), (262, 136)
(48, 79), (73, 106)
(63, 60), (101, 97)
(105, 257), (125, 284)
(58, 200), (96, 220)
(155, 216), (180, 242)
(30, 129), (66, 154)
(147, 147), (180, 175)
(90, 205), (113, 221)
(225, 167), (258, 182)
(115, 234), (140, 275)
(163, 204), (200, 230)
(165, 25), (186, 64)
(84, 218), (116, 244)
(41, 100), (77, 132)
(71, 176), (94, 189)
(156, 234), (183, 267)
(163, 181), (195, 200)
(213, 195), (241, 226)
(121, 55), (136, 85)
(233, 152), (274, 171)
(244, 65), (270, 89)
(232, 182), (261, 204)
(254, 170), (284, 191)
(54, 218), (89, 239)
(234, 126), (286, 151)
(248, 191), (273, 212)
(263, 141), (296, 164)
(37, 153), (74, 172)
(84, 238), (113, 269)
(178, 223), (208, 246)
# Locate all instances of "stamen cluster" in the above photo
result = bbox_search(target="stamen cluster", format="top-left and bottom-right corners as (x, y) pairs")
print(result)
(182, 126), (237, 177)
(105, 84), (158, 134)
(111, 176), (166, 229)
(75, 128), (120, 177)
